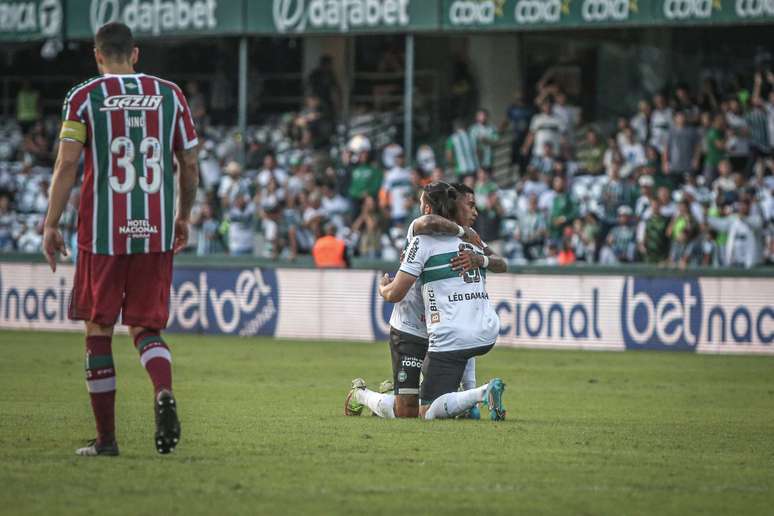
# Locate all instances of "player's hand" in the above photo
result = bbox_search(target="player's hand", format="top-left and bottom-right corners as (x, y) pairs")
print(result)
(173, 217), (189, 254)
(378, 273), (393, 298)
(42, 226), (68, 273)
(451, 250), (482, 274)
(462, 227), (484, 248)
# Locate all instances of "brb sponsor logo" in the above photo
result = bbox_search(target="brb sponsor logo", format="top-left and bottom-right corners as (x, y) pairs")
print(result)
(0, 0), (62, 36)
(662, 0), (718, 20)
(515, 0), (564, 24)
(100, 95), (163, 112)
(735, 0), (774, 17)
(273, 0), (411, 33)
(621, 277), (701, 351)
(448, 0), (499, 25)
(582, 0), (634, 21)
(90, 0), (218, 36)
(168, 268), (279, 336)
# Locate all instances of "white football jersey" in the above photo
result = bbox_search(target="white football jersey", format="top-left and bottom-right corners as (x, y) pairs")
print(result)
(399, 234), (500, 353)
(389, 221), (428, 339)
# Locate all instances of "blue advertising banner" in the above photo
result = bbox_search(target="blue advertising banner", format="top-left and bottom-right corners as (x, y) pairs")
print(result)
(0, 263), (771, 354)
(167, 267), (279, 336)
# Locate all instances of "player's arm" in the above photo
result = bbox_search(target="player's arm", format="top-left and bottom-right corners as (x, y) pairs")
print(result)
(381, 234), (427, 302)
(451, 247), (508, 274)
(43, 125), (85, 271)
(450, 228), (508, 274)
(173, 147), (200, 253)
(378, 271), (417, 303)
(412, 214), (480, 245)
(482, 246), (508, 273)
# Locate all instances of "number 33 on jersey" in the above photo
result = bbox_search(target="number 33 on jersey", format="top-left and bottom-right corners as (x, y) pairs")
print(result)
(59, 73), (198, 256)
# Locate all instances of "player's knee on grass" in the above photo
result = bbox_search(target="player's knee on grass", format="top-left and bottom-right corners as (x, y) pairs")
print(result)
(394, 394), (419, 418)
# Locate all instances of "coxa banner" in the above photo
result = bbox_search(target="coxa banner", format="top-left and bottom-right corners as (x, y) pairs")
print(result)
(442, 0), (774, 30)
(1, 262), (772, 354)
(0, 0), (63, 41)
(248, 0), (440, 34)
(65, 0), (244, 39)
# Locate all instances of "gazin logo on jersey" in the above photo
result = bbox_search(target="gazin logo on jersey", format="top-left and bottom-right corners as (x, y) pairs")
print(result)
(90, 0), (218, 36)
(447, 0), (505, 25)
(735, 0), (774, 17)
(581, 0), (636, 21)
(100, 95), (163, 112)
(514, 0), (567, 24)
(168, 268), (279, 336)
(0, 0), (62, 36)
(621, 276), (702, 351)
(273, 0), (411, 33)
(662, 0), (720, 19)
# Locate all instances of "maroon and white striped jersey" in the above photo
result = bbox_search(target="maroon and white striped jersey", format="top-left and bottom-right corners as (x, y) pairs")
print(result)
(60, 73), (198, 255)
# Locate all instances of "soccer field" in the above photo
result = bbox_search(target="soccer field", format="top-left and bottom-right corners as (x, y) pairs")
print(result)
(1, 331), (772, 516)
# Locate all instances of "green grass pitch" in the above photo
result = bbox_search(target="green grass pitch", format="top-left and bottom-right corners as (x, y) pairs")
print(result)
(1, 330), (773, 515)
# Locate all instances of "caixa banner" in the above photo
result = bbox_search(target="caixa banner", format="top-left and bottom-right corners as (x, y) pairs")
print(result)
(1, 262), (772, 354)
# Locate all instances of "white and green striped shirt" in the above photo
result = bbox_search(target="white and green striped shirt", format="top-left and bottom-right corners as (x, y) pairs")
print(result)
(400, 234), (499, 352)
(446, 130), (479, 176)
(469, 123), (499, 169)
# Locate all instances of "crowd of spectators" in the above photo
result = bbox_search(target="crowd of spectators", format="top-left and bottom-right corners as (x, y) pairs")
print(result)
(2, 65), (774, 269)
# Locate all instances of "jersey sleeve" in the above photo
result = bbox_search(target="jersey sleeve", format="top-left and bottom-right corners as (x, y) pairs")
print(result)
(399, 235), (429, 278)
(406, 220), (416, 240)
(172, 87), (199, 151)
(59, 89), (88, 144)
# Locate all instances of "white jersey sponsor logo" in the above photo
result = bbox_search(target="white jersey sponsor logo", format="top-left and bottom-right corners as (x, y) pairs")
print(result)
(100, 94), (163, 112)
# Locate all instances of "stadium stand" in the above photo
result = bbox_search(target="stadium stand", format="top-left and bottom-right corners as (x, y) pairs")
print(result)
(1, 70), (773, 268)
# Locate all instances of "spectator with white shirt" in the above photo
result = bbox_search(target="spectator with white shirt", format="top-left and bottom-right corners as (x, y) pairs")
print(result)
(256, 152), (288, 189)
(650, 94), (673, 154)
(522, 98), (565, 161)
(381, 149), (414, 226)
(709, 197), (764, 267)
(631, 99), (652, 144)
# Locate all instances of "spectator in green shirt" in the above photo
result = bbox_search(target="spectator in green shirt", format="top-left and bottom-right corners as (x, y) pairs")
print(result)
(348, 160), (382, 200)
(575, 128), (606, 175)
(640, 197), (670, 264)
(549, 176), (578, 240)
(702, 113), (727, 183)
(446, 118), (479, 178)
(469, 108), (499, 172)
(16, 81), (40, 133)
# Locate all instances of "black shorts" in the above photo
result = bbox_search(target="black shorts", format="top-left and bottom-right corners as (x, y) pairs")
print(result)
(420, 344), (494, 404)
(389, 327), (428, 396)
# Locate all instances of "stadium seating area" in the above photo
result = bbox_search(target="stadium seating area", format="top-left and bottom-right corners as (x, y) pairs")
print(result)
(2, 73), (774, 268)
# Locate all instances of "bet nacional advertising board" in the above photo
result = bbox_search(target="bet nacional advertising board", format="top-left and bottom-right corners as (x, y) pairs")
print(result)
(0, 262), (772, 354)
